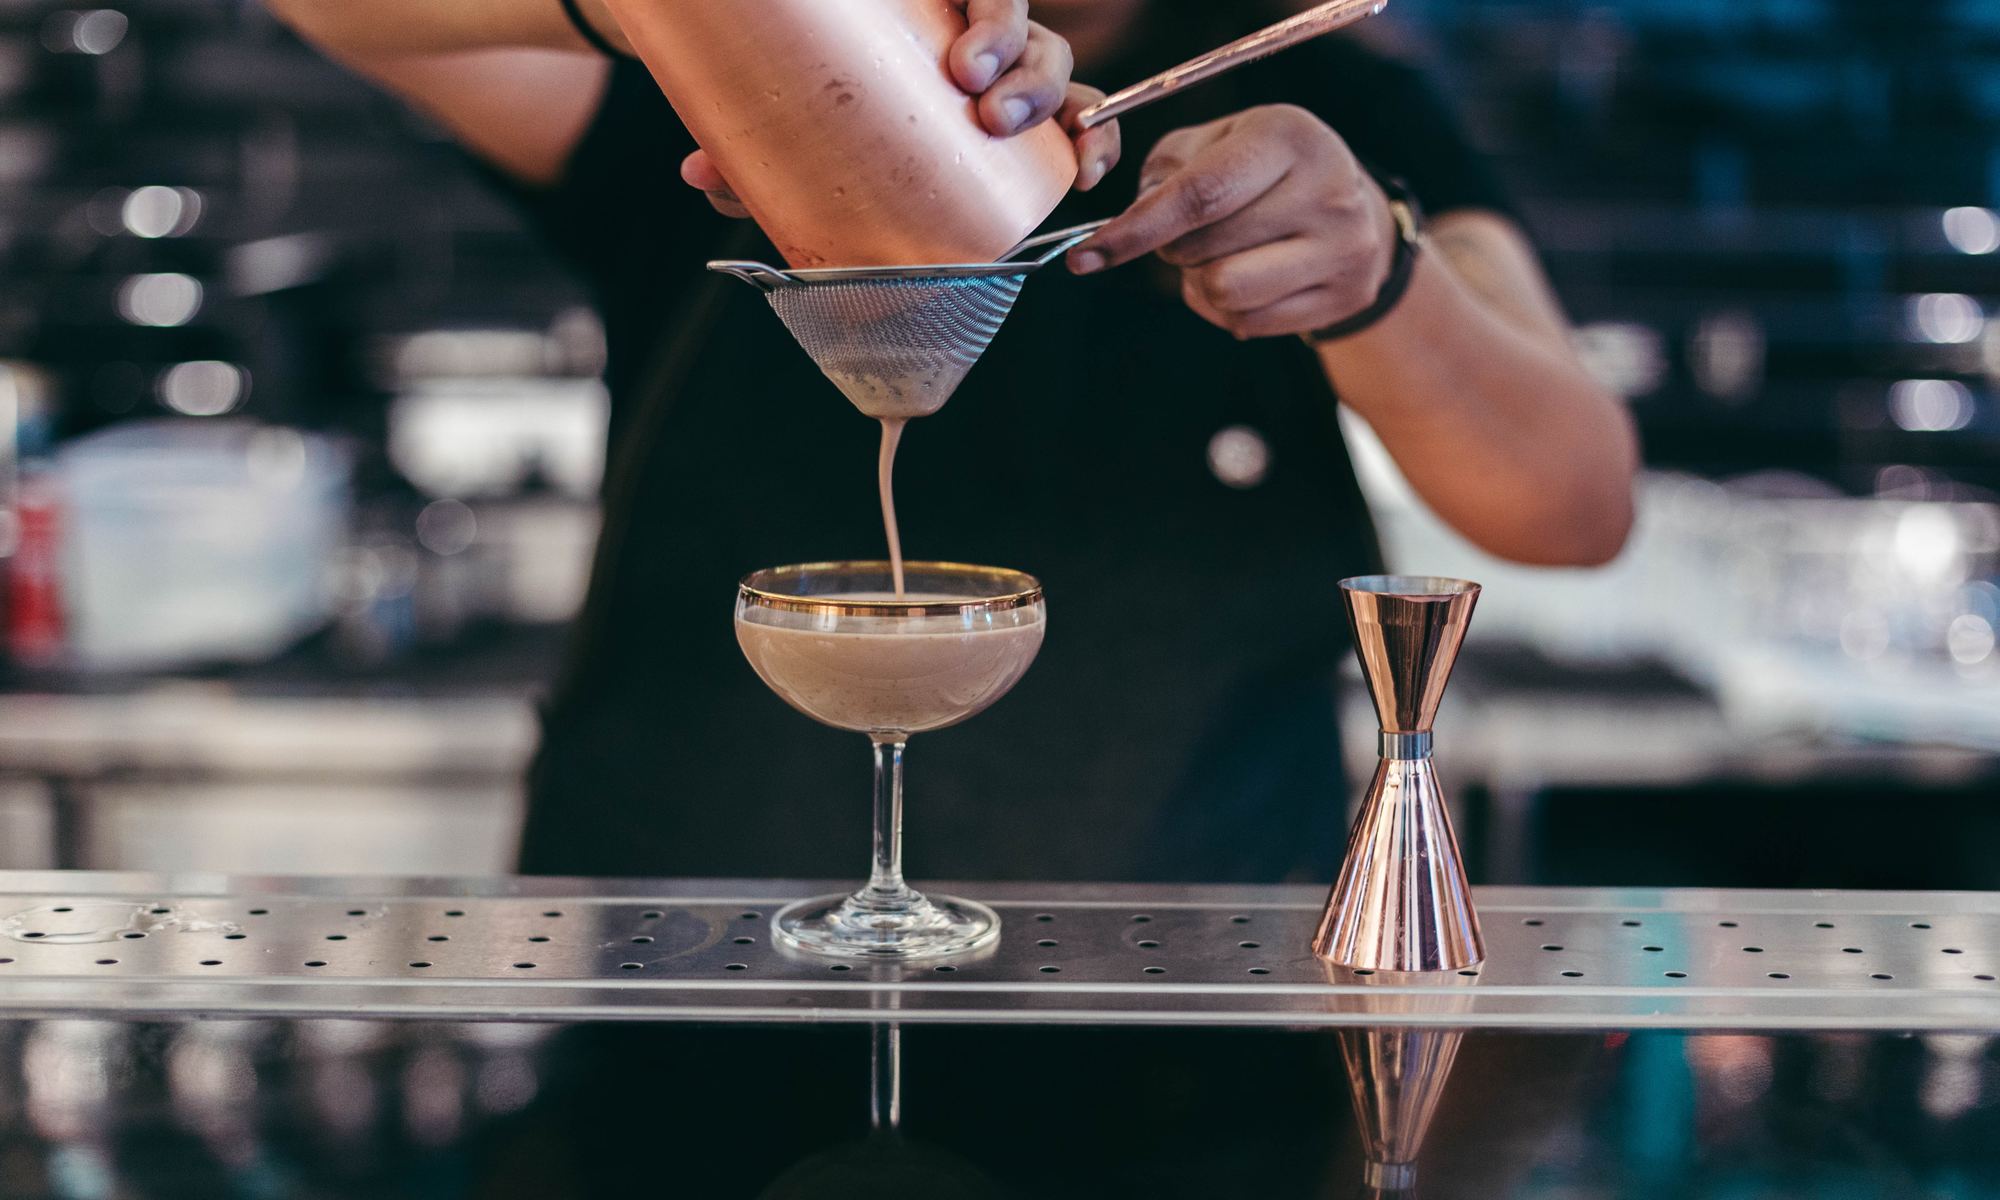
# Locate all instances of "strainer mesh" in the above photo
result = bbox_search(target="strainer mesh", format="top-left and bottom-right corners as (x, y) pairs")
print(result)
(763, 273), (1028, 417)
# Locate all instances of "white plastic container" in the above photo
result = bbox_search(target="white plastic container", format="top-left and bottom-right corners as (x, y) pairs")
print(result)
(56, 420), (350, 671)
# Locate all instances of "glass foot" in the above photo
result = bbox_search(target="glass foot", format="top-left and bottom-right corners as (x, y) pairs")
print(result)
(773, 890), (999, 960)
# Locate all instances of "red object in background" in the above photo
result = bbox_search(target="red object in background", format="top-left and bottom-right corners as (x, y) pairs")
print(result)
(6, 472), (64, 666)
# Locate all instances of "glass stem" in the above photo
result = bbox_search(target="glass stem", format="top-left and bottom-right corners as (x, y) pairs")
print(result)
(861, 737), (913, 907)
(870, 1023), (902, 1133)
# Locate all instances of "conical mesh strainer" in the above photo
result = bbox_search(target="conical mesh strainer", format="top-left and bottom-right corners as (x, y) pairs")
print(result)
(709, 221), (1104, 419)
(696, 0), (1394, 418)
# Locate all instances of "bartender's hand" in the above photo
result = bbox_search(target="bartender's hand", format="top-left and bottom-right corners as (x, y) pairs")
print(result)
(1068, 105), (1395, 340)
(682, 0), (1120, 218)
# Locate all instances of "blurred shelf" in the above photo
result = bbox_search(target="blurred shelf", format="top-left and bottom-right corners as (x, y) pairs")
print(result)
(0, 690), (533, 782)
(0, 626), (557, 781)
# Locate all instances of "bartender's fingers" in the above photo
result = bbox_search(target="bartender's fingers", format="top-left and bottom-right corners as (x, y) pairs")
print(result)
(949, 0), (1031, 93)
(1227, 288), (1339, 339)
(977, 23), (1071, 136)
(1156, 191), (1307, 267)
(1185, 239), (1325, 315)
(1059, 84), (1121, 191)
(1130, 116), (1238, 198)
(1069, 125), (1289, 274)
(1183, 275), (1334, 340)
(679, 150), (729, 195)
(680, 149), (751, 219)
(1179, 274), (1234, 331)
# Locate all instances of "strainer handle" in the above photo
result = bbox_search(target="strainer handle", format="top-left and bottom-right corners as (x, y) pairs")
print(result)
(1005, 220), (1111, 268)
(708, 220), (1108, 283)
(707, 260), (795, 292)
(1075, 0), (1387, 129)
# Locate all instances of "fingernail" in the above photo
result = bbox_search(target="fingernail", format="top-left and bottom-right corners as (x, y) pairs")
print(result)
(1001, 97), (1032, 130)
(975, 52), (1001, 88)
(1078, 161), (1103, 191)
(1071, 249), (1105, 275)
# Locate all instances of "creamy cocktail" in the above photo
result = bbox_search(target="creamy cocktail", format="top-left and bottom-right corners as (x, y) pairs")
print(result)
(738, 594), (1043, 735)
(735, 562), (1045, 959)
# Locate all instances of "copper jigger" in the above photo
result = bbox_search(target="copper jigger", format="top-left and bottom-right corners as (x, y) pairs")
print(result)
(1312, 576), (1485, 972)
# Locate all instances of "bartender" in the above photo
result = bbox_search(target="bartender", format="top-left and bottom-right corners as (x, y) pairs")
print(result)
(268, 0), (1637, 883)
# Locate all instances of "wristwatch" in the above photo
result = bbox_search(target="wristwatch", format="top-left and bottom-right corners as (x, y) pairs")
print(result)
(1304, 175), (1424, 345)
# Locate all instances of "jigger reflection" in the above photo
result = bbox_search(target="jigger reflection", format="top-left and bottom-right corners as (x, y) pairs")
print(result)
(1341, 1024), (1464, 1196)
(1313, 576), (1484, 972)
(1325, 963), (1475, 1198)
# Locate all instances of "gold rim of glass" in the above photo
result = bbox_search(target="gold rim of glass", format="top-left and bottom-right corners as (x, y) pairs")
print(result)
(738, 561), (1044, 618)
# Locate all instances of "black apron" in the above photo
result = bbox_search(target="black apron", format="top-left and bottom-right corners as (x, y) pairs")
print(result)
(522, 225), (1377, 883)
(508, 20), (1532, 884)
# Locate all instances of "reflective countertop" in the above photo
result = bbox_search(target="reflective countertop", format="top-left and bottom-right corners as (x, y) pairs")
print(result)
(0, 873), (1993, 1197)
(0, 1020), (1994, 1198)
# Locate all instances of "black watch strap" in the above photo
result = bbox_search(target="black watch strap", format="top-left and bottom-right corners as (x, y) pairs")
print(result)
(559, 0), (632, 59)
(1305, 176), (1425, 345)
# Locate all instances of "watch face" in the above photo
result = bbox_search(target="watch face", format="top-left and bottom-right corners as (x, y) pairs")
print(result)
(1389, 199), (1422, 243)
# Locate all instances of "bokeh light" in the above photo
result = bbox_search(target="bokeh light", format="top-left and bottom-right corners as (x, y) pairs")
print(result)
(1888, 380), (1975, 433)
(121, 185), (203, 238)
(1942, 206), (2000, 255)
(40, 8), (127, 55)
(157, 361), (247, 416)
(1907, 293), (1985, 345)
(116, 273), (202, 327)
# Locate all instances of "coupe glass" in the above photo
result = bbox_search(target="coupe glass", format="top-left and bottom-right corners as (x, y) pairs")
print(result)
(735, 561), (1046, 958)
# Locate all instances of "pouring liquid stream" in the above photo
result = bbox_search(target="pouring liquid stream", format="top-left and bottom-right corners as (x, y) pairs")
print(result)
(878, 418), (907, 596)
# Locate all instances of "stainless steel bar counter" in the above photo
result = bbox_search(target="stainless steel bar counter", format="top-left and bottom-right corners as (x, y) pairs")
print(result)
(0, 872), (1994, 1032)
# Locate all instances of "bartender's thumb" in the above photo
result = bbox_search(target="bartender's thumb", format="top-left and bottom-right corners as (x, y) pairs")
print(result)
(680, 150), (752, 219)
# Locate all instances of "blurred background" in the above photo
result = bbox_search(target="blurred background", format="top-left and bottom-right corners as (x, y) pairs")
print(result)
(0, 0), (1993, 886)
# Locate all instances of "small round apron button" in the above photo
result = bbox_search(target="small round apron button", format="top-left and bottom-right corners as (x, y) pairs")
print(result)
(1207, 425), (1270, 489)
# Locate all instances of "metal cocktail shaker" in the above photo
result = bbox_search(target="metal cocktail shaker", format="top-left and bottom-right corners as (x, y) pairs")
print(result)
(601, 0), (1078, 268)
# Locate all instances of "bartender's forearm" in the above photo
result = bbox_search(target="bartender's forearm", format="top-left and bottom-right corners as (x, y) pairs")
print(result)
(1314, 214), (1639, 568)
(1070, 105), (1639, 568)
(264, 0), (629, 60)
(267, 0), (1083, 192)
(262, 0), (622, 186)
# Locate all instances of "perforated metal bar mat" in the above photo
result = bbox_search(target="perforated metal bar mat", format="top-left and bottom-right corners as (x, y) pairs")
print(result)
(0, 874), (1994, 1031)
